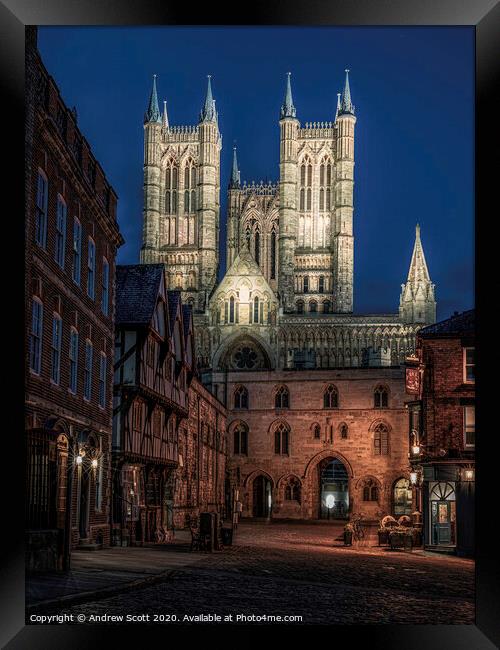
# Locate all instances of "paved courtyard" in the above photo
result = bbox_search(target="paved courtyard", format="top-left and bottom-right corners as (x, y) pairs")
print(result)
(28, 520), (475, 625)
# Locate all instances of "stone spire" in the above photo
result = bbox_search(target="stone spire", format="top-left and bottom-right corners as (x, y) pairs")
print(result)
(399, 224), (436, 324)
(335, 92), (341, 122)
(200, 75), (217, 123)
(229, 145), (240, 189)
(280, 72), (297, 119)
(162, 100), (169, 130)
(144, 74), (161, 124)
(339, 69), (354, 116)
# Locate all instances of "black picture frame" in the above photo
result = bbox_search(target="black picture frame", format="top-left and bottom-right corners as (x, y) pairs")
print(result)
(1, 0), (498, 646)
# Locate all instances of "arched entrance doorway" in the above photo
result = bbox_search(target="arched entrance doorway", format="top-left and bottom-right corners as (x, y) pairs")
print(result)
(252, 475), (272, 518)
(393, 478), (413, 516)
(429, 482), (456, 546)
(319, 458), (349, 519)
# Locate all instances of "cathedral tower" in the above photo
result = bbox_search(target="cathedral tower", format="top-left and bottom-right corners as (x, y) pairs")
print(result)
(278, 72), (300, 312)
(140, 75), (221, 312)
(227, 145), (240, 269)
(399, 224), (436, 324)
(332, 70), (356, 313)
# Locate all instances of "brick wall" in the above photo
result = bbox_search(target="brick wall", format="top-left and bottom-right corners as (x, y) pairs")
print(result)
(25, 34), (122, 548)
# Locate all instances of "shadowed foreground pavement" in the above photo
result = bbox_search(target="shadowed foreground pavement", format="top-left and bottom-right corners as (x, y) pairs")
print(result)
(28, 521), (474, 625)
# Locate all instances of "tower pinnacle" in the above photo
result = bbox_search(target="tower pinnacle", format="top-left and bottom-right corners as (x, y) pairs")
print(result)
(335, 92), (341, 122)
(339, 69), (355, 116)
(399, 224), (436, 324)
(200, 74), (217, 123)
(280, 72), (297, 119)
(162, 100), (169, 130)
(229, 145), (240, 189)
(144, 74), (161, 124)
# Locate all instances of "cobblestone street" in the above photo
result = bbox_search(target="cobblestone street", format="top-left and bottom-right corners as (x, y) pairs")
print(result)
(30, 521), (475, 625)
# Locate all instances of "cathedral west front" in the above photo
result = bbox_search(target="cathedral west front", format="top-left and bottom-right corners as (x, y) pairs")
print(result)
(139, 70), (437, 521)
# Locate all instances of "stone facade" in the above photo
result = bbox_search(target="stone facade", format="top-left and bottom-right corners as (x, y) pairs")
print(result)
(217, 368), (410, 521)
(174, 378), (227, 529)
(140, 68), (439, 523)
(25, 27), (123, 565)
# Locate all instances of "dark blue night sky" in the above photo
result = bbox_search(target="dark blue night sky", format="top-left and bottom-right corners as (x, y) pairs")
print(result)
(38, 26), (474, 320)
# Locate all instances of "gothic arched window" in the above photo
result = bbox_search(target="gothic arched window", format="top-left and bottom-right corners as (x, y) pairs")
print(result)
(274, 421), (290, 455)
(303, 276), (309, 293)
(324, 384), (339, 408)
(374, 423), (389, 455)
(310, 300), (317, 313)
(340, 423), (348, 439)
(300, 188), (305, 211)
(374, 385), (389, 408)
(362, 478), (379, 501)
(284, 476), (301, 502)
(322, 300), (331, 314)
(254, 229), (260, 266)
(253, 296), (259, 324)
(319, 276), (325, 293)
(229, 296), (235, 324)
(270, 229), (277, 279)
(233, 423), (248, 455)
(275, 385), (289, 409)
(313, 423), (321, 439)
(297, 300), (304, 314)
(234, 385), (248, 409)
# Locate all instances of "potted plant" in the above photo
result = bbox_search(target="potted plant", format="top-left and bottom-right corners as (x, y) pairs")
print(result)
(344, 523), (354, 546)
(378, 526), (390, 546)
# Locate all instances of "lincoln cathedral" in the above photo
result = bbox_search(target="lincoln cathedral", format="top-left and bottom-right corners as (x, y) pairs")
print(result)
(139, 70), (437, 520)
(140, 71), (436, 374)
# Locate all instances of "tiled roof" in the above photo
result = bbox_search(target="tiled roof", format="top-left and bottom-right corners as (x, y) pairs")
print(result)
(115, 264), (164, 325)
(418, 309), (475, 337)
(167, 290), (181, 334)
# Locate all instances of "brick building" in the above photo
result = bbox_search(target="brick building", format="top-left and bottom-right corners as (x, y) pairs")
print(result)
(25, 27), (123, 569)
(405, 310), (475, 557)
(112, 265), (227, 545)
(220, 368), (412, 522)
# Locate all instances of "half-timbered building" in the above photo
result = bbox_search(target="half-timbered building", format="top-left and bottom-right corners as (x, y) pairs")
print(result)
(112, 266), (227, 544)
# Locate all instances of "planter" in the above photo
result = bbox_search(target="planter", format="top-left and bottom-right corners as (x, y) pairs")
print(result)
(378, 530), (390, 546)
(344, 531), (353, 546)
(390, 531), (413, 551)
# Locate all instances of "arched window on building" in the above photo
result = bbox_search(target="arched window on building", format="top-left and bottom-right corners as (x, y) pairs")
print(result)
(323, 384), (339, 408)
(253, 296), (260, 324)
(393, 478), (412, 516)
(374, 423), (389, 455)
(274, 421), (290, 455)
(297, 300), (304, 314)
(340, 423), (348, 439)
(362, 478), (379, 501)
(374, 385), (389, 408)
(270, 228), (277, 279)
(322, 300), (331, 314)
(229, 296), (235, 324)
(303, 276), (309, 293)
(254, 229), (260, 266)
(310, 300), (317, 313)
(275, 385), (289, 409)
(233, 423), (248, 455)
(313, 423), (321, 439)
(318, 276), (325, 293)
(234, 385), (248, 409)
(284, 476), (301, 502)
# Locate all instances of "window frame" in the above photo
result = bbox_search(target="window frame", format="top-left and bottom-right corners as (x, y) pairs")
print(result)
(72, 216), (82, 285)
(463, 347), (475, 384)
(101, 257), (110, 316)
(99, 352), (107, 409)
(69, 327), (79, 394)
(50, 312), (62, 385)
(87, 237), (96, 300)
(30, 297), (44, 375)
(55, 195), (67, 269)
(84, 339), (93, 401)
(35, 169), (48, 248)
(464, 405), (475, 449)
